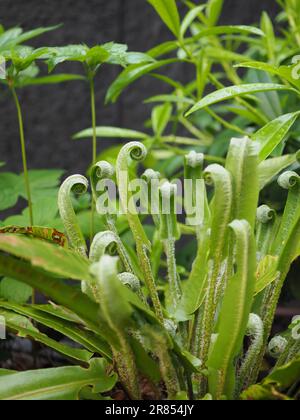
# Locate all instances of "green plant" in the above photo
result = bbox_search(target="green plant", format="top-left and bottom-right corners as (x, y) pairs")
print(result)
(0, 137), (299, 400)
(0, 25), (83, 226)
(0, 0), (299, 401)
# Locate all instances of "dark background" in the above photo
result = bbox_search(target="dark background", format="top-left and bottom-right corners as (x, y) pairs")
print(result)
(0, 0), (280, 175)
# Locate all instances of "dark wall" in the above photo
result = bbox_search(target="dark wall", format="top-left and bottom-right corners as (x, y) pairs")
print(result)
(0, 0), (280, 175)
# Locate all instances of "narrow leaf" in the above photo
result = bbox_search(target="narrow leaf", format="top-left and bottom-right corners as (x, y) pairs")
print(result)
(252, 112), (300, 162)
(147, 0), (181, 37)
(186, 84), (297, 116)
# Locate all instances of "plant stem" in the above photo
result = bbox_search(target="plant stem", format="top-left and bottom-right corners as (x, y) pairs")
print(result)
(89, 77), (97, 243)
(11, 86), (33, 226)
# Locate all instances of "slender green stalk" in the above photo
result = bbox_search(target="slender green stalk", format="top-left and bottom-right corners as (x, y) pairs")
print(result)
(11, 86), (33, 226)
(89, 76), (97, 243)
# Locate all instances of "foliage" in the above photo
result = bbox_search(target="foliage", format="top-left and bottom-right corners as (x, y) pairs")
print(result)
(0, 0), (299, 401)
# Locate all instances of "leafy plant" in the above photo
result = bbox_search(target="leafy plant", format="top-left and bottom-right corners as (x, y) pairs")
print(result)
(0, 137), (299, 400)
(0, 0), (299, 401)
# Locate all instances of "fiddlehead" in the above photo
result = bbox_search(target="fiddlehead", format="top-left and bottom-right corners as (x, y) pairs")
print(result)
(116, 141), (150, 248)
(118, 272), (145, 302)
(90, 160), (116, 226)
(91, 228), (134, 274)
(268, 336), (288, 359)
(236, 314), (264, 396)
(271, 171), (300, 256)
(89, 231), (118, 263)
(275, 317), (300, 367)
(252, 171), (300, 384)
(256, 205), (277, 259)
(81, 230), (118, 301)
(116, 142), (164, 322)
(197, 164), (233, 396)
(159, 182), (181, 312)
(58, 175), (88, 257)
(91, 160), (134, 273)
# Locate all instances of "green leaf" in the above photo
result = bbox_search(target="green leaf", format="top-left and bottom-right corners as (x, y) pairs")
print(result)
(0, 172), (22, 211)
(255, 255), (280, 295)
(147, 40), (179, 58)
(0, 169), (64, 212)
(242, 357), (300, 400)
(208, 220), (256, 399)
(0, 358), (117, 400)
(0, 28), (22, 50)
(145, 94), (194, 105)
(73, 126), (148, 140)
(206, 0), (224, 26)
(18, 74), (85, 87)
(151, 103), (172, 136)
(252, 112), (300, 162)
(265, 356), (300, 388)
(0, 235), (91, 282)
(105, 59), (177, 103)
(0, 26), (60, 51)
(180, 5), (206, 38)
(9, 25), (61, 48)
(0, 370), (16, 377)
(0, 301), (112, 360)
(0, 255), (99, 329)
(236, 61), (300, 91)
(0, 308), (93, 362)
(204, 47), (252, 63)
(3, 198), (62, 229)
(258, 152), (300, 190)
(186, 84), (297, 116)
(0, 277), (32, 304)
(147, 0), (180, 37)
(188, 25), (265, 43)
(225, 137), (259, 229)
(261, 12), (276, 62)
